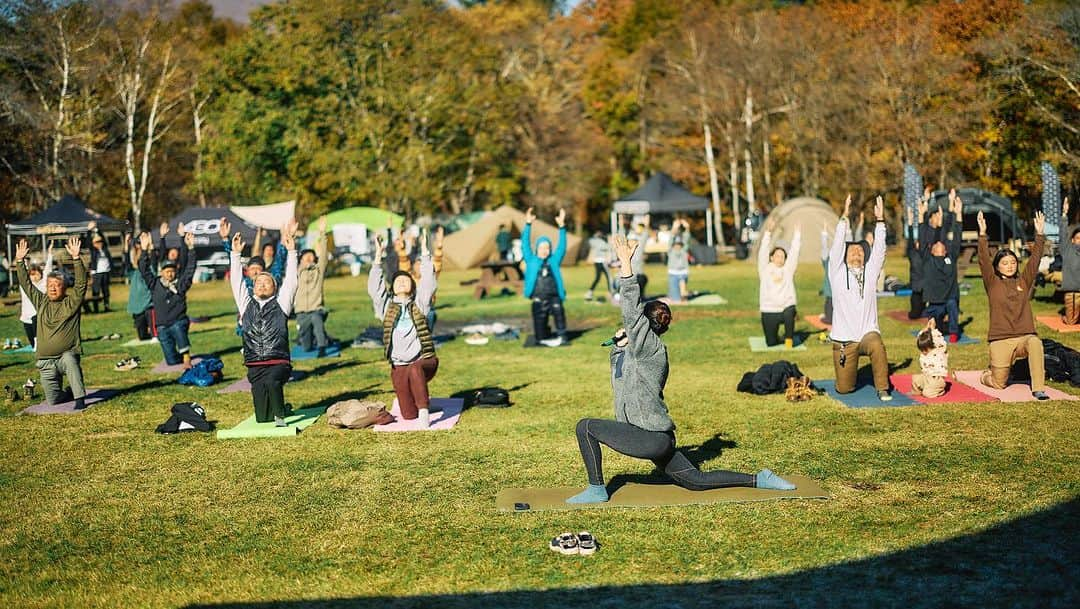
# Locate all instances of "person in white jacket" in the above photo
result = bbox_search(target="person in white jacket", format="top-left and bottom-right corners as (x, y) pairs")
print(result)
(19, 246), (54, 350)
(758, 221), (802, 347)
(828, 195), (892, 401)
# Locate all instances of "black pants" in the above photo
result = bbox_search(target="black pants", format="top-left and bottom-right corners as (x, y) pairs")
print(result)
(23, 318), (36, 346)
(248, 363), (292, 422)
(91, 273), (110, 310)
(589, 263), (612, 292)
(908, 290), (925, 319)
(133, 309), (153, 341)
(531, 296), (566, 341)
(575, 418), (755, 490)
(761, 305), (797, 346)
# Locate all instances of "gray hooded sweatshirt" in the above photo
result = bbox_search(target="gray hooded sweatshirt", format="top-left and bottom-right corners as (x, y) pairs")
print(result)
(610, 275), (675, 432)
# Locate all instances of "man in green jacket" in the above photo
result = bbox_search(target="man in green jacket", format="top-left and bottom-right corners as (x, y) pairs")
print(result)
(15, 236), (89, 408)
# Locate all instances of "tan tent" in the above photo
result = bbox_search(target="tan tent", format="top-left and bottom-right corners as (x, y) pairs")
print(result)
(750, 197), (840, 264)
(442, 205), (582, 270)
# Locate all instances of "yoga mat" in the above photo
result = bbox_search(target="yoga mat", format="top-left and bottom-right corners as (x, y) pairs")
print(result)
(496, 475), (828, 512)
(216, 370), (308, 394)
(952, 370), (1079, 403)
(748, 336), (807, 352)
(122, 337), (158, 347)
(1036, 315), (1080, 333)
(815, 378), (919, 408)
(373, 397), (464, 432)
(885, 309), (926, 324)
(290, 342), (342, 360)
(19, 389), (119, 415)
(803, 314), (831, 331)
(907, 329), (980, 345)
(1, 345), (34, 354)
(216, 407), (325, 439)
(151, 356), (204, 374)
(889, 373), (998, 404)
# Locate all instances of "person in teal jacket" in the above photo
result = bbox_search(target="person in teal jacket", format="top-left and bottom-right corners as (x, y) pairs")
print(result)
(522, 207), (568, 347)
(123, 234), (154, 341)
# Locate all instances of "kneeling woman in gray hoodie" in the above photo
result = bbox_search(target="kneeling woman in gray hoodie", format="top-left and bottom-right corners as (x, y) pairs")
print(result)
(567, 235), (796, 504)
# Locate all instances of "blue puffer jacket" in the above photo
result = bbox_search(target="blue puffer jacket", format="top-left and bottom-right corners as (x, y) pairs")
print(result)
(522, 223), (567, 300)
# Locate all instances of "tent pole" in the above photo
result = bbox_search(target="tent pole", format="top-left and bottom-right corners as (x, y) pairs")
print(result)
(705, 209), (714, 247)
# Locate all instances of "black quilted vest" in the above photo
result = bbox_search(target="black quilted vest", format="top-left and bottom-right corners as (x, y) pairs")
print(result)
(242, 298), (290, 364)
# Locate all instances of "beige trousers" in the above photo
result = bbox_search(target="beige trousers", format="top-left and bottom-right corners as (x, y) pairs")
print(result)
(982, 334), (1045, 392)
(832, 332), (890, 394)
(912, 373), (946, 398)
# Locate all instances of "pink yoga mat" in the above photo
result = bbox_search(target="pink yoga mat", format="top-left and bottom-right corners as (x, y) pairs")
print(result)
(952, 370), (1079, 403)
(1036, 315), (1080, 333)
(885, 309), (926, 324)
(373, 397), (464, 432)
(19, 389), (119, 415)
(151, 357), (204, 374)
(803, 314), (830, 331)
(890, 374), (998, 404)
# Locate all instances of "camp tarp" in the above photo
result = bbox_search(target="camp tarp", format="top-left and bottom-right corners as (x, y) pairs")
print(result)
(6, 195), (127, 235)
(750, 197), (840, 264)
(611, 173), (715, 248)
(927, 188), (1023, 245)
(313, 207), (405, 232)
(441, 205), (582, 270)
(165, 207), (260, 251)
(231, 200), (296, 231)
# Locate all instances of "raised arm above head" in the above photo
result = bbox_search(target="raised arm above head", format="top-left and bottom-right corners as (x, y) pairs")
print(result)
(828, 195), (852, 274)
(229, 232), (249, 313)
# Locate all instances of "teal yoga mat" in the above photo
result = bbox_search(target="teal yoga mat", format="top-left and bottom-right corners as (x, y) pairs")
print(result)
(216, 407), (325, 439)
(815, 379), (918, 408)
(748, 336), (807, 352)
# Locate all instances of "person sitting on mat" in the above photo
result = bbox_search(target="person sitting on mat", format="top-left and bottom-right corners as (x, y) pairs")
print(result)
(976, 209), (1049, 400)
(123, 233), (153, 342)
(565, 234), (795, 505)
(368, 229), (439, 427)
(829, 195), (892, 401)
(139, 230), (197, 369)
(18, 246), (53, 351)
(522, 207), (569, 347)
(15, 236), (89, 408)
(920, 190), (964, 342)
(295, 217), (331, 355)
(758, 218), (802, 347)
(229, 221), (299, 426)
(913, 317), (949, 398)
(1058, 197), (1080, 325)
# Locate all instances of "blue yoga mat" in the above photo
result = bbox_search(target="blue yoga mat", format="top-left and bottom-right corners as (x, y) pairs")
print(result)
(815, 379), (919, 408)
(907, 330), (980, 345)
(291, 342), (342, 360)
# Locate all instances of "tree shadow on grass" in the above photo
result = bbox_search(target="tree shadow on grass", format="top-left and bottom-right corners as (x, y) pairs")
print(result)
(183, 497), (1079, 609)
(856, 357), (914, 379)
(304, 384), (382, 411)
(297, 359), (371, 380)
(679, 433), (738, 464)
(450, 382), (532, 409)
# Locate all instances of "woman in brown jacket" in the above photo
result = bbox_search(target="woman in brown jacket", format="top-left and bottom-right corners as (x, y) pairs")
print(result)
(976, 210), (1049, 400)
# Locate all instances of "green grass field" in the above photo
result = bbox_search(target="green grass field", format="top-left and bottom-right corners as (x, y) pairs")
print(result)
(0, 252), (1076, 608)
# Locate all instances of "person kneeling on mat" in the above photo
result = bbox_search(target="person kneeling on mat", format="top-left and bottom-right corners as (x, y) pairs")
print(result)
(368, 230), (439, 428)
(229, 221), (299, 426)
(140, 230), (197, 369)
(566, 234), (795, 505)
(295, 217), (330, 355)
(15, 237), (89, 408)
(757, 218), (802, 347)
(829, 194), (892, 401)
(522, 207), (569, 347)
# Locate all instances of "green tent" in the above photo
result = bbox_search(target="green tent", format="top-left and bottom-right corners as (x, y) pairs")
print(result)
(314, 207), (404, 231)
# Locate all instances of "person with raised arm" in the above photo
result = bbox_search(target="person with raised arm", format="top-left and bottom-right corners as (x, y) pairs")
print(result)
(140, 230), (197, 369)
(829, 195), (892, 401)
(565, 234), (795, 504)
(1057, 197), (1080, 325)
(757, 217), (802, 348)
(123, 233), (153, 341)
(295, 217), (331, 355)
(18, 244), (54, 350)
(15, 236), (89, 408)
(230, 220), (300, 425)
(368, 228), (439, 427)
(905, 189), (931, 319)
(976, 208), (1049, 399)
(522, 207), (569, 347)
(920, 190), (964, 342)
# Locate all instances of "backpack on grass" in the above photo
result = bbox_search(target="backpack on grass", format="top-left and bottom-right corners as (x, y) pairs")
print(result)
(327, 399), (394, 429)
(155, 402), (212, 434)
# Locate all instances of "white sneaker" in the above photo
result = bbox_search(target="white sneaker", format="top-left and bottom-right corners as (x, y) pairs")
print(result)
(576, 531), (597, 555)
(417, 408), (430, 428)
(584, 290), (594, 301)
(539, 336), (564, 347)
(549, 532), (578, 555)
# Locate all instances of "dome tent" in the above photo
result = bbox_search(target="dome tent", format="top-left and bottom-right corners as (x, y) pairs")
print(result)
(441, 205), (582, 270)
(750, 197), (840, 264)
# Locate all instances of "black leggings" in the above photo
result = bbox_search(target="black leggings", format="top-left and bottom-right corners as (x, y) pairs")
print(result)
(91, 273), (110, 309)
(531, 296), (566, 340)
(589, 263), (612, 292)
(761, 305), (796, 346)
(248, 363), (292, 422)
(575, 418), (755, 490)
(133, 310), (153, 341)
(908, 290), (925, 319)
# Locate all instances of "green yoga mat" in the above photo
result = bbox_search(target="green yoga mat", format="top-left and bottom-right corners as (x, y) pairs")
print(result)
(748, 336), (808, 352)
(496, 475), (828, 512)
(216, 407), (326, 439)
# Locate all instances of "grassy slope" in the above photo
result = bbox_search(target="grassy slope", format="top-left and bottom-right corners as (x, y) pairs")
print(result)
(0, 251), (1076, 608)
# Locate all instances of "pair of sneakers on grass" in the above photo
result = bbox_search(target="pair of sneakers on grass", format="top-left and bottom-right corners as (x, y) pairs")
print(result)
(549, 531), (597, 556)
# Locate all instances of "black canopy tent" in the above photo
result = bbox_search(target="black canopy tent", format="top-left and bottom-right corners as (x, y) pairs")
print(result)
(927, 188), (1024, 245)
(163, 207), (265, 257)
(5, 195), (128, 264)
(611, 172), (716, 262)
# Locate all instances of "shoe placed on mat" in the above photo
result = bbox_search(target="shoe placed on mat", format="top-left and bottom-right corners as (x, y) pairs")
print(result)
(2, 339), (10, 350)
(549, 532), (578, 555)
(108, 333), (121, 340)
(1032, 391), (1050, 401)
(274, 416), (288, 427)
(12, 339), (22, 348)
(877, 390), (893, 402)
(465, 334), (489, 346)
(114, 357), (140, 371)
(539, 336), (564, 348)
(575, 531), (597, 556)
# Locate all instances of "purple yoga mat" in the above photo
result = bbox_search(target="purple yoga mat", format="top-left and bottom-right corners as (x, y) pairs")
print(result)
(373, 397), (465, 432)
(216, 370), (307, 394)
(151, 357), (204, 374)
(19, 389), (119, 415)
